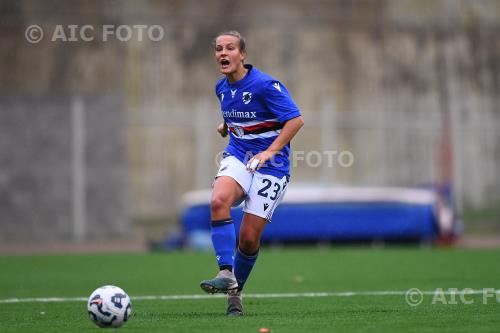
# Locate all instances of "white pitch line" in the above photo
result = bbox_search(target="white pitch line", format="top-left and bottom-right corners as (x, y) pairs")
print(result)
(0, 290), (489, 304)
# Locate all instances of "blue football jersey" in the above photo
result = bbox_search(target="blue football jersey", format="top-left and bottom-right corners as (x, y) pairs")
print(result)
(215, 64), (301, 178)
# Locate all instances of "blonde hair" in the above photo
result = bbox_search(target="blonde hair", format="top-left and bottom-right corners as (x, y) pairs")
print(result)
(213, 30), (246, 53)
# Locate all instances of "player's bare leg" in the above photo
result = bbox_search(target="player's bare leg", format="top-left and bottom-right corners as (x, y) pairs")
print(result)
(200, 176), (245, 294)
(238, 213), (266, 254)
(227, 213), (267, 316)
(211, 176), (244, 221)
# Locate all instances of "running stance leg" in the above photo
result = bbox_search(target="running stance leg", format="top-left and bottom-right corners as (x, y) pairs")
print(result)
(227, 213), (266, 316)
(200, 176), (244, 294)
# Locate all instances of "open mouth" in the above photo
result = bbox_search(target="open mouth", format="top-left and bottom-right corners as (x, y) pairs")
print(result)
(220, 59), (230, 68)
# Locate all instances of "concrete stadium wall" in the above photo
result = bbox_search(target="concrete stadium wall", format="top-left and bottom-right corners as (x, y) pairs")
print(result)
(0, 95), (126, 241)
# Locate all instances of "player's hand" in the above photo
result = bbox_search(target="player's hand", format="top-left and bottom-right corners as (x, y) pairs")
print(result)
(247, 151), (275, 172)
(217, 122), (228, 137)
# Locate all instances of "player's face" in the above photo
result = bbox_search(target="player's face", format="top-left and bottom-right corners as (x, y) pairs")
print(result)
(215, 35), (246, 75)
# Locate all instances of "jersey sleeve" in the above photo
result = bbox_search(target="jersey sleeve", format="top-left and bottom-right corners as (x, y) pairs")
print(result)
(261, 80), (301, 123)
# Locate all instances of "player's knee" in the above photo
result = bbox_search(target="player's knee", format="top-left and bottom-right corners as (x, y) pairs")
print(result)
(210, 194), (232, 214)
(238, 232), (259, 253)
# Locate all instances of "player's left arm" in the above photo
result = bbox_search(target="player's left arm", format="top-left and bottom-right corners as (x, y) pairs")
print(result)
(248, 116), (304, 170)
(247, 79), (304, 171)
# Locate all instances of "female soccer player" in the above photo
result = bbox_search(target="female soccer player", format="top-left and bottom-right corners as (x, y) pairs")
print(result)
(200, 31), (304, 316)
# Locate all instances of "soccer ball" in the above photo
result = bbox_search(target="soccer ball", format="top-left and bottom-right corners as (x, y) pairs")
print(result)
(87, 285), (132, 328)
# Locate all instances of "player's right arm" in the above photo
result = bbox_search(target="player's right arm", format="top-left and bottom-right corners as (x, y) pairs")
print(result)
(215, 79), (228, 138)
(217, 121), (228, 137)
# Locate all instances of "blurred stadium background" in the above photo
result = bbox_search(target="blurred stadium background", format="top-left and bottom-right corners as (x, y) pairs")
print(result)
(1, 0), (500, 249)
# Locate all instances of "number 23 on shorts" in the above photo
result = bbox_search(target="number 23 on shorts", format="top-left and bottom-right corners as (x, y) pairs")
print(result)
(244, 173), (289, 220)
(257, 178), (286, 201)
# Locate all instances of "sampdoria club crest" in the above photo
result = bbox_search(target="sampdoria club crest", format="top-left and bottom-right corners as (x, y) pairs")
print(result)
(242, 92), (252, 104)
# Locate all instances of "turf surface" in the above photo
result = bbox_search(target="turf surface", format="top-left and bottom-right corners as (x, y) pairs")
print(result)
(1, 247), (499, 332)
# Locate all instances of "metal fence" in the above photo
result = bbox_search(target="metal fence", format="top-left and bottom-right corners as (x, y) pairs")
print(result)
(128, 101), (500, 218)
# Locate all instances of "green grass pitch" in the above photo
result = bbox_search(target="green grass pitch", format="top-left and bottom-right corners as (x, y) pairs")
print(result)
(1, 247), (499, 332)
